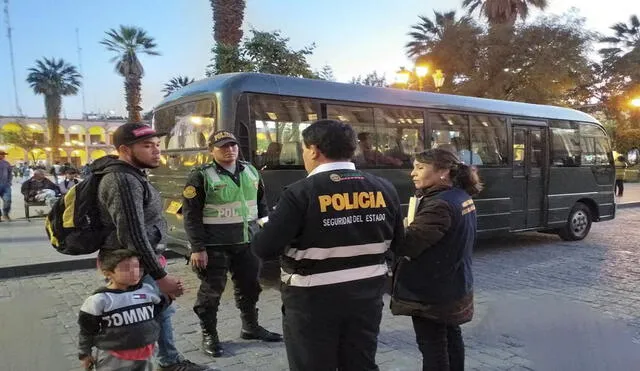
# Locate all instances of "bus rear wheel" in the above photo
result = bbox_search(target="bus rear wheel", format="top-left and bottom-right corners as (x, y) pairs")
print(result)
(558, 202), (592, 241)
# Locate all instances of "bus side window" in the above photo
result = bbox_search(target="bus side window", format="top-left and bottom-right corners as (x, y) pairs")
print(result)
(326, 105), (377, 167)
(580, 123), (610, 166)
(550, 121), (581, 167)
(374, 107), (424, 168)
(469, 115), (508, 166)
(430, 113), (470, 163)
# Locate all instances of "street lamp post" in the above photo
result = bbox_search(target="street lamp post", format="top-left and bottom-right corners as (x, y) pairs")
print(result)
(631, 97), (640, 128)
(394, 67), (411, 89)
(432, 69), (445, 92)
(415, 65), (429, 91)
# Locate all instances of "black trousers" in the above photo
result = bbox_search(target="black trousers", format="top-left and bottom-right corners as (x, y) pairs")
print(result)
(615, 179), (624, 196)
(281, 281), (385, 371)
(412, 316), (465, 371)
(193, 244), (262, 319)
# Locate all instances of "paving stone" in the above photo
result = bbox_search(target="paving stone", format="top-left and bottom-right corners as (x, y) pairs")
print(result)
(5, 209), (640, 369)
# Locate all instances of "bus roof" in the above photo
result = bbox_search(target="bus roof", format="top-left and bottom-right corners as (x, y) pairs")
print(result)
(156, 72), (599, 124)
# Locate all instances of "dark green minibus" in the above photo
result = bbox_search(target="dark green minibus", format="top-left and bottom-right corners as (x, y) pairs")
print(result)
(151, 73), (615, 254)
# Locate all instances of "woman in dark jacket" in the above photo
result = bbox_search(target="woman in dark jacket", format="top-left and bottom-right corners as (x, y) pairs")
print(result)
(391, 148), (482, 371)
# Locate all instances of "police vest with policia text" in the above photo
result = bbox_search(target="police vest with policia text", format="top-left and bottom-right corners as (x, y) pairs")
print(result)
(195, 163), (260, 244)
(318, 191), (388, 227)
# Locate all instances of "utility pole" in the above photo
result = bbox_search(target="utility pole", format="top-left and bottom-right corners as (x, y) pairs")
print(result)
(75, 27), (87, 117)
(3, 0), (23, 117)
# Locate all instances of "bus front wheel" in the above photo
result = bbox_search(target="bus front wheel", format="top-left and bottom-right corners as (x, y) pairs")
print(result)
(558, 202), (592, 241)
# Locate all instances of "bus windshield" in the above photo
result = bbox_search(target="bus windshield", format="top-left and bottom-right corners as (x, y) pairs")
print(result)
(153, 99), (216, 151)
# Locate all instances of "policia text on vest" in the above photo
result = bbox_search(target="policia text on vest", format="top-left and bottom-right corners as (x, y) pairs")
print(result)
(319, 191), (388, 226)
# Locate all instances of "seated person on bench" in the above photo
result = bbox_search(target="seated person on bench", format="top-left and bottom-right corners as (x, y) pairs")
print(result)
(21, 169), (60, 205)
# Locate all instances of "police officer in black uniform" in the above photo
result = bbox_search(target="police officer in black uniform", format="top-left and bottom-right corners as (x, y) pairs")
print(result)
(252, 120), (404, 371)
(182, 130), (282, 358)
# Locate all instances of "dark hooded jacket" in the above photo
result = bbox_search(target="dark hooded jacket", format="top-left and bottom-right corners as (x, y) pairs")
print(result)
(93, 156), (167, 280)
(391, 185), (476, 325)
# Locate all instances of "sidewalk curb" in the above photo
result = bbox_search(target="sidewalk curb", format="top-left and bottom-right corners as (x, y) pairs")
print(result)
(617, 202), (640, 209)
(0, 251), (186, 280)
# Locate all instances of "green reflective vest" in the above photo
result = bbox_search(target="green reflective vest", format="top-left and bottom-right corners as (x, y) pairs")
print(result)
(201, 162), (260, 244)
(615, 160), (627, 180)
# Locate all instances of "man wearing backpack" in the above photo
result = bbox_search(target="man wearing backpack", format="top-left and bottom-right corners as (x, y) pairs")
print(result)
(94, 123), (209, 371)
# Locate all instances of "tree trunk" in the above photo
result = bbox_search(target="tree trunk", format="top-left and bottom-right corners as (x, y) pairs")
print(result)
(483, 23), (516, 99)
(125, 74), (142, 123)
(210, 0), (246, 75)
(45, 94), (62, 162)
(212, 0), (245, 45)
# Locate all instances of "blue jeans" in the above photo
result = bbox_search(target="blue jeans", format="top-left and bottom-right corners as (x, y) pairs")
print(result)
(142, 275), (184, 367)
(0, 183), (11, 217)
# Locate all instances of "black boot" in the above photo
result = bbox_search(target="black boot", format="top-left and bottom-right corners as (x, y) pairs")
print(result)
(200, 321), (224, 357)
(240, 308), (283, 342)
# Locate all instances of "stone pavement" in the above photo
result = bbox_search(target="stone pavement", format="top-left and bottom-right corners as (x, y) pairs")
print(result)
(4, 209), (640, 370)
(616, 181), (640, 208)
(0, 179), (97, 278)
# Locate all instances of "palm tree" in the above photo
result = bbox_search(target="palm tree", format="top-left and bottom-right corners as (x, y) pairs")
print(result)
(600, 15), (640, 62)
(599, 15), (640, 124)
(100, 26), (160, 123)
(406, 11), (477, 57)
(26, 58), (81, 160)
(462, 0), (548, 25)
(209, 0), (246, 75)
(162, 76), (195, 97)
(405, 11), (482, 91)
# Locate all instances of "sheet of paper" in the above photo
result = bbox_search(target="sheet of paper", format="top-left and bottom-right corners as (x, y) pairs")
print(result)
(257, 216), (269, 227)
(407, 196), (417, 226)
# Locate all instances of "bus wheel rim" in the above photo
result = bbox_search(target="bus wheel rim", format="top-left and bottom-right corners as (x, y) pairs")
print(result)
(571, 210), (588, 236)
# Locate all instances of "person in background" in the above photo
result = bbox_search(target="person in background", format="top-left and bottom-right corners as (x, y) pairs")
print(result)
(58, 167), (81, 195)
(252, 120), (404, 371)
(12, 162), (20, 182)
(21, 169), (59, 203)
(615, 155), (627, 197)
(21, 163), (30, 183)
(50, 161), (62, 183)
(355, 132), (403, 167)
(450, 137), (483, 166)
(391, 148), (482, 371)
(0, 150), (12, 221)
(81, 163), (92, 178)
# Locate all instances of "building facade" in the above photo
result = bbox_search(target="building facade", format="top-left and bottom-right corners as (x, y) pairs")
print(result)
(0, 116), (127, 167)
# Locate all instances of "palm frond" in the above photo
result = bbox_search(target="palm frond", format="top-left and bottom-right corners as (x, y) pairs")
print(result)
(25, 57), (82, 97)
(162, 75), (195, 97)
(462, 0), (482, 16)
(101, 25), (160, 76)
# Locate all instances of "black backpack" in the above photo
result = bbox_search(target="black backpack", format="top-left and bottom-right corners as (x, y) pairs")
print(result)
(45, 165), (144, 255)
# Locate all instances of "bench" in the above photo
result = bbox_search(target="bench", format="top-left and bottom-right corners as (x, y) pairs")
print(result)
(24, 199), (48, 221)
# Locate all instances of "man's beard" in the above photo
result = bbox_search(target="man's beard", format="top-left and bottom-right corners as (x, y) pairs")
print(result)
(131, 154), (159, 170)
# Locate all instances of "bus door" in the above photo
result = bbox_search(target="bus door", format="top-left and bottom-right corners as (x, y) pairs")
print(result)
(511, 124), (547, 230)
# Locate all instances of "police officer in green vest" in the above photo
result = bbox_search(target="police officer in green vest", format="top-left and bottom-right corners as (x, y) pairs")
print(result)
(182, 130), (282, 358)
